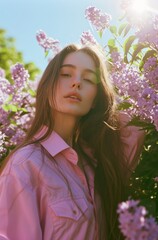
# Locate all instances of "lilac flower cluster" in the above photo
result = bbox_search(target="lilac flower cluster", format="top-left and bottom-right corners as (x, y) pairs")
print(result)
(110, 52), (158, 131)
(117, 199), (158, 239)
(0, 78), (14, 103)
(0, 65), (37, 160)
(0, 131), (7, 159)
(85, 6), (111, 32)
(36, 30), (60, 54)
(80, 30), (97, 45)
(11, 63), (30, 88)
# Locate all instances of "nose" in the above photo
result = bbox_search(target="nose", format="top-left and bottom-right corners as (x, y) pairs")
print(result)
(71, 77), (81, 89)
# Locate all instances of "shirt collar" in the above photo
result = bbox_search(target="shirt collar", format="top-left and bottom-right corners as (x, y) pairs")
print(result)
(34, 126), (78, 165)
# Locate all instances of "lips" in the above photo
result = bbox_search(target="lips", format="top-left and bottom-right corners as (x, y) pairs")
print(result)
(64, 92), (82, 101)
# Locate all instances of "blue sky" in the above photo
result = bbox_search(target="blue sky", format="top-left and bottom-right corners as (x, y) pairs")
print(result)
(0, 0), (157, 71)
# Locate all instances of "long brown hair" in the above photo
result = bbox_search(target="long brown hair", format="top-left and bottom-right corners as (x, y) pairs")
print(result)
(1, 44), (129, 239)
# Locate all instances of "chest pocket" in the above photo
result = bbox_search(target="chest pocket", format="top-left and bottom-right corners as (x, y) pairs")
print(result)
(50, 197), (88, 221)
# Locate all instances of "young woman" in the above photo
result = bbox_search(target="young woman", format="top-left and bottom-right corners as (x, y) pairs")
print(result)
(0, 44), (145, 240)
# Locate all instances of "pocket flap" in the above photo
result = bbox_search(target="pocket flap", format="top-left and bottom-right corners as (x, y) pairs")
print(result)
(50, 198), (88, 221)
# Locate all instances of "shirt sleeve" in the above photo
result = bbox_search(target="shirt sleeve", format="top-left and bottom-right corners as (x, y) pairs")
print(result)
(0, 164), (42, 240)
(119, 112), (146, 170)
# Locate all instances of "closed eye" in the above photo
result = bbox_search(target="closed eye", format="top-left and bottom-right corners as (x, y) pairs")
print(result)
(60, 73), (72, 78)
(83, 78), (95, 84)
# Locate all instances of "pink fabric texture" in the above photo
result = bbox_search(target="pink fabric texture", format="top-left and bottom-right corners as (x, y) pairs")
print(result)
(0, 123), (145, 240)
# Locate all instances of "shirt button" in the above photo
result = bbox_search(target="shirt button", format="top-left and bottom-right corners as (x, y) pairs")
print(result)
(73, 210), (77, 215)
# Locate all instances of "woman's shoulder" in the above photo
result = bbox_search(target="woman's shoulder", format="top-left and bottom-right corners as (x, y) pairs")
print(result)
(118, 111), (146, 170)
(10, 144), (42, 165)
(2, 144), (44, 178)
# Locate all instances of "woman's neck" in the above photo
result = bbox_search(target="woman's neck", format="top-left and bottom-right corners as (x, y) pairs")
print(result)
(53, 112), (79, 147)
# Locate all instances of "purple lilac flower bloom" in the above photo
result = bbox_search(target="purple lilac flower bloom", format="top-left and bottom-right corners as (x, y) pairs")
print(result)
(136, 22), (158, 50)
(0, 77), (14, 96)
(117, 199), (158, 239)
(80, 30), (97, 45)
(10, 128), (26, 145)
(0, 131), (6, 146)
(111, 54), (144, 101)
(0, 108), (9, 126)
(36, 30), (60, 53)
(0, 131), (7, 158)
(85, 6), (111, 32)
(143, 57), (158, 89)
(110, 51), (158, 130)
(3, 124), (25, 147)
(10, 63), (30, 88)
(11, 90), (28, 106)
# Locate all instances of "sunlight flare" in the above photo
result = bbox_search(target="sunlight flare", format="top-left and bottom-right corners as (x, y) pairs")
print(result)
(131, 0), (148, 15)
(130, 0), (158, 15)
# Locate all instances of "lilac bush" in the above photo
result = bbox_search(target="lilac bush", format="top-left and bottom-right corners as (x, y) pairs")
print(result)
(0, 63), (37, 161)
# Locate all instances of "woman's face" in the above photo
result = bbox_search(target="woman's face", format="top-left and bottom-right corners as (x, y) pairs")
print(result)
(52, 51), (98, 119)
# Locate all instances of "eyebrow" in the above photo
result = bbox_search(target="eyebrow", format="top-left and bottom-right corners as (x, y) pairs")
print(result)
(60, 64), (97, 76)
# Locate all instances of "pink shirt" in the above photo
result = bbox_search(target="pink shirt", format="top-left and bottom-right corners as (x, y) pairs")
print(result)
(0, 123), (145, 240)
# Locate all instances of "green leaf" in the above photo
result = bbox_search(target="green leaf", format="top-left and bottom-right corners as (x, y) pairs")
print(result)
(2, 104), (18, 112)
(18, 107), (28, 112)
(98, 30), (103, 38)
(45, 50), (49, 57)
(108, 39), (115, 47)
(123, 35), (136, 62)
(107, 39), (117, 53)
(123, 24), (131, 37)
(118, 101), (132, 110)
(124, 55), (128, 63)
(109, 26), (117, 36)
(131, 43), (149, 63)
(28, 89), (36, 97)
(128, 117), (154, 129)
(118, 23), (128, 35)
